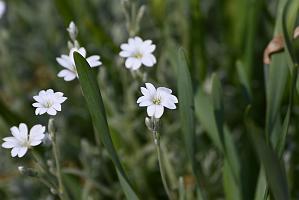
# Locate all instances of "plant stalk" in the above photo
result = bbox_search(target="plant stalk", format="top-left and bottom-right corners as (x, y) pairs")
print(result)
(152, 130), (174, 200)
(48, 118), (68, 200)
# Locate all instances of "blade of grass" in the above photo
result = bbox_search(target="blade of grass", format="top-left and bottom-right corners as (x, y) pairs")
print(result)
(211, 73), (224, 150)
(246, 119), (290, 200)
(175, 48), (206, 199)
(74, 52), (139, 200)
(194, 88), (241, 199)
(236, 60), (252, 102)
(223, 161), (241, 200)
(275, 0), (299, 156)
(256, 0), (289, 194)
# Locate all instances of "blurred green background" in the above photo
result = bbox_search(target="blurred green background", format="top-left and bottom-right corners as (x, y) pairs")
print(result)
(0, 0), (298, 199)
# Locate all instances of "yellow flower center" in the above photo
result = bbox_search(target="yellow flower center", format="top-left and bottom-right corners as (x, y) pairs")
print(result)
(44, 101), (53, 108)
(133, 52), (143, 59)
(153, 97), (161, 105)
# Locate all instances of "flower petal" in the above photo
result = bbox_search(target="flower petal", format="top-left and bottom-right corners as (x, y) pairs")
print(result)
(30, 140), (42, 146)
(32, 102), (41, 108)
(141, 54), (156, 67)
(142, 54), (156, 67)
(58, 69), (77, 81)
(52, 103), (61, 111)
(125, 57), (139, 69)
(17, 147), (28, 157)
(131, 59), (142, 70)
(145, 83), (156, 96)
(47, 108), (57, 116)
(154, 105), (164, 118)
(161, 101), (176, 109)
(11, 147), (19, 157)
(120, 43), (133, 51)
(140, 100), (153, 107)
(77, 47), (87, 58)
(147, 105), (156, 117)
(11, 124), (27, 142)
(29, 125), (45, 142)
(2, 139), (18, 148)
(137, 96), (152, 106)
(56, 56), (73, 70)
(157, 87), (172, 94)
(86, 55), (102, 67)
(119, 50), (131, 57)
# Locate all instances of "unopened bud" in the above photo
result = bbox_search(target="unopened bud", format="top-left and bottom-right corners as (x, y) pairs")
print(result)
(67, 21), (78, 41)
(48, 118), (56, 139)
(42, 133), (52, 146)
(145, 117), (153, 131)
(18, 166), (38, 177)
(50, 188), (57, 194)
(136, 5), (146, 24)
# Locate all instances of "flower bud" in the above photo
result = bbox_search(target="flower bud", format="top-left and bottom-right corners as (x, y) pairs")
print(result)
(42, 133), (52, 146)
(67, 21), (78, 41)
(18, 166), (38, 177)
(48, 118), (56, 139)
(145, 117), (153, 131)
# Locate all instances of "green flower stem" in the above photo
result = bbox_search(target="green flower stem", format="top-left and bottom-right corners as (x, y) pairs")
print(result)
(48, 118), (69, 200)
(31, 151), (57, 192)
(38, 176), (56, 191)
(152, 130), (174, 200)
(31, 151), (47, 173)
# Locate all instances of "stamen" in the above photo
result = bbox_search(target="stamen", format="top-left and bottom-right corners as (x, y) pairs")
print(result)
(153, 97), (161, 105)
(133, 52), (143, 59)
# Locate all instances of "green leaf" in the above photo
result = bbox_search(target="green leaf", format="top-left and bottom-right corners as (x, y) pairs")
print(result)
(281, 0), (299, 69)
(74, 52), (139, 200)
(175, 48), (206, 199)
(211, 73), (225, 150)
(223, 161), (241, 200)
(266, 54), (289, 144)
(194, 88), (241, 199)
(246, 120), (290, 200)
(254, 170), (267, 200)
(194, 89), (222, 149)
(256, 0), (290, 198)
(275, 0), (299, 158)
(236, 60), (252, 102)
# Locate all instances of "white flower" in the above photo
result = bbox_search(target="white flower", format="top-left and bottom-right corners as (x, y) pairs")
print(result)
(2, 123), (46, 158)
(137, 83), (178, 118)
(57, 47), (102, 81)
(0, 1), (6, 19)
(32, 89), (67, 116)
(67, 21), (78, 41)
(119, 36), (156, 70)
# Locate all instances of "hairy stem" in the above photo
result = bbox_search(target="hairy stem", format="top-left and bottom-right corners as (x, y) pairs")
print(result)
(152, 131), (174, 200)
(48, 118), (68, 200)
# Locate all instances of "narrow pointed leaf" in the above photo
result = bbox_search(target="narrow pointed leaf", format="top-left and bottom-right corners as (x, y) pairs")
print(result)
(211, 73), (225, 149)
(74, 52), (139, 200)
(175, 48), (206, 199)
(247, 120), (289, 200)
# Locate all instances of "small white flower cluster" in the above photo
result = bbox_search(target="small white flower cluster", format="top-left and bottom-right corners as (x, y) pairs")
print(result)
(56, 21), (178, 118)
(1, 88), (67, 157)
(2, 124), (45, 157)
(2, 20), (178, 158)
(137, 83), (178, 119)
(56, 21), (102, 81)
(119, 36), (156, 70)
(32, 89), (67, 116)
(118, 36), (178, 119)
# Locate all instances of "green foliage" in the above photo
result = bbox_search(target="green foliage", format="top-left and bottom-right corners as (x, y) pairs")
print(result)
(74, 52), (139, 200)
(1, 0), (299, 199)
